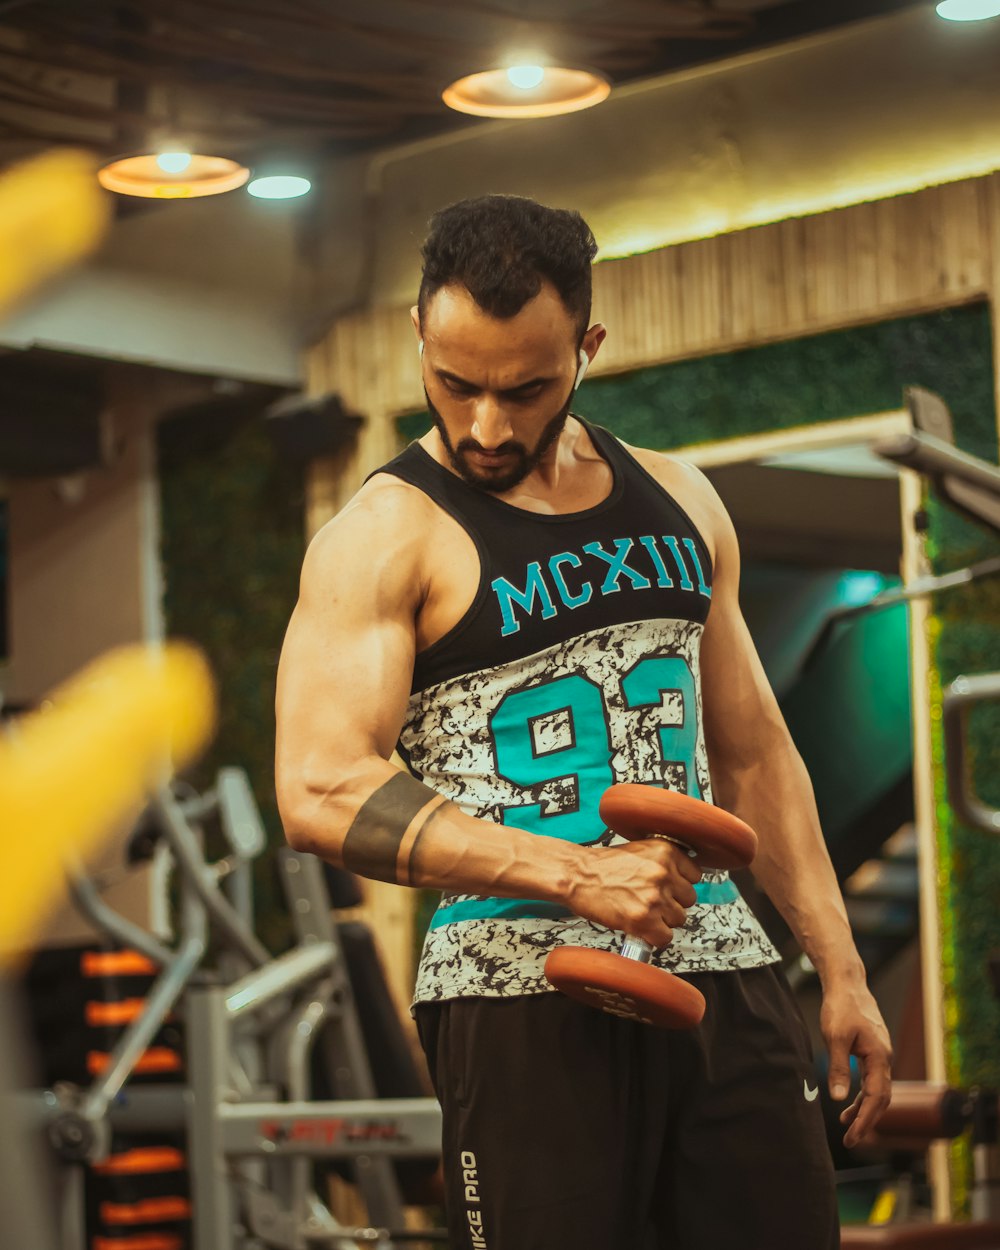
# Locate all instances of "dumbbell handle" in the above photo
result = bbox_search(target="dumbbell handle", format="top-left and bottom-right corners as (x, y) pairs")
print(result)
(545, 787), (755, 1030)
(620, 936), (654, 963)
(618, 833), (699, 964)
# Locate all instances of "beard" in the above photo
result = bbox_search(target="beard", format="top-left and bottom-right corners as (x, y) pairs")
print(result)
(426, 386), (574, 495)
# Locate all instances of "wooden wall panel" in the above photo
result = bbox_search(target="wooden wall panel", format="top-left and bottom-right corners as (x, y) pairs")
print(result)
(308, 174), (997, 427)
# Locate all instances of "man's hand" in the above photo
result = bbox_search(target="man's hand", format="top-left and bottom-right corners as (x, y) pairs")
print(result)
(821, 980), (893, 1148)
(566, 841), (703, 947)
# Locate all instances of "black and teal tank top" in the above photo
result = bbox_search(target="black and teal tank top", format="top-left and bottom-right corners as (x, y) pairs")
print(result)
(372, 419), (777, 1004)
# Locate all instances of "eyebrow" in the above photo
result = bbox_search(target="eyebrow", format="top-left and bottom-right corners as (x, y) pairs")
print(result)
(435, 368), (554, 395)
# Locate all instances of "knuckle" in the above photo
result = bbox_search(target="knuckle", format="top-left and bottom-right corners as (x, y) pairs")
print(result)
(649, 862), (670, 888)
(626, 903), (648, 931)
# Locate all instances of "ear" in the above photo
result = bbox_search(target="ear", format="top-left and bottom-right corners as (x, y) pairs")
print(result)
(409, 305), (422, 341)
(581, 323), (607, 365)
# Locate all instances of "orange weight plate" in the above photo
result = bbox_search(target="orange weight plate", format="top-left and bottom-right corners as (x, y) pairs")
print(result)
(545, 946), (705, 1029)
(599, 784), (756, 870)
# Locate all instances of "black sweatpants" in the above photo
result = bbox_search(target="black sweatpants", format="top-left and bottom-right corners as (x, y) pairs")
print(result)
(415, 965), (838, 1250)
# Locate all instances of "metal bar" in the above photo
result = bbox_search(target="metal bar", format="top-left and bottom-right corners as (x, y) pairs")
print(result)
(285, 995), (328, 1102)
(80, 934), (206, 1120)
(874, 430), (1000, 496)
(107, 1086), (188, 1132)
(80, 850), (208, 1122)
(619, 936), (653, 962)
(220, 1098), (443, 1159)
(224, 858), (255, 935)
(284, 993), (331, 1223)
(943, 674), (1000, 836)
(187, 986), (238, 1250)
(58, 1165), (87, 1250)
(278, 850), (409, 1228)
(343, 1231), (450, 1245)
(17, 1086), (187, 1135)
(0, 980), (59, 1250)
(217, 767), (267, 858)
(799, 554), (1000, 675)
(22, 1087), (443, 1159)
(68, 867), (174, 967)
(226, 941), (335, 1019)
(154, 789), (270, 967)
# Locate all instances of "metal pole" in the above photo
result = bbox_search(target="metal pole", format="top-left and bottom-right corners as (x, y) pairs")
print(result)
(81, 934), (205, 1121)
(186, 984), (238, 1250)
(226, 941), (335, 1019)
(68, 867), (174, 967)
(154, 790), (270, 968)
(0, 979), (60, 1250)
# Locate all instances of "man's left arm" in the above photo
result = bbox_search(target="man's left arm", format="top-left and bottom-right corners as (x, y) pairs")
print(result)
(690, 466), (892, 1148)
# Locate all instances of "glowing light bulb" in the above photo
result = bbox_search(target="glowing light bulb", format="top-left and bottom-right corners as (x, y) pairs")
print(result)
(936, 0), (1000, 19)
(156, 151), (192, 174)
(507, 65), (545, 91)
(246, 175), (311, 200)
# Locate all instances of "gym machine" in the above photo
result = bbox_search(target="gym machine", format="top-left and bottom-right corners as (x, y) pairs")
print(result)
(839, 387), (1000, 1246)
(19, 769), (446, 1250)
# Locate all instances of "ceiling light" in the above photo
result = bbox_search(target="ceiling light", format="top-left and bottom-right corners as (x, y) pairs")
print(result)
(155, 151), (193, 175)
(443, 66), (610, 119)
(246, 174), (311, 200)
(935, 0), (1000, 18)
(98, 153), (250, 199)
(507, 65), (545, 91)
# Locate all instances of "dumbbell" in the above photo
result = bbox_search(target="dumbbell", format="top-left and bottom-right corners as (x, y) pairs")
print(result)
(543, 784), (757, 1028)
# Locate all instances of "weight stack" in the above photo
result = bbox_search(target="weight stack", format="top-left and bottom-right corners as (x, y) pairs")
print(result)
(20, 945), (193, 1250)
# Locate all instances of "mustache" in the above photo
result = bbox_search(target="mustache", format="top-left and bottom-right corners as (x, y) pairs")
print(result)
(454, 438), (526, 457)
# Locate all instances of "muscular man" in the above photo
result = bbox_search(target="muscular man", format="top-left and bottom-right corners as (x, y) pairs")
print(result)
(276, 195), (892, 1248)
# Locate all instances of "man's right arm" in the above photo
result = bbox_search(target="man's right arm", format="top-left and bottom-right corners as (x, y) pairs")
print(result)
(274, 479), (697, 948)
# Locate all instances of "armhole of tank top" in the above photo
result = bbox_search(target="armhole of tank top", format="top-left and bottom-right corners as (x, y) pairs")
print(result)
(591, 427), (715, 578)
(370, 466), (495, 681)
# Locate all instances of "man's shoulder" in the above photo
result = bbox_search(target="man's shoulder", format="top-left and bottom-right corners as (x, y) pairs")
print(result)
(618, 440), (728, 552)
(344, 465), (440, 528)
(303, 470), (437, 587)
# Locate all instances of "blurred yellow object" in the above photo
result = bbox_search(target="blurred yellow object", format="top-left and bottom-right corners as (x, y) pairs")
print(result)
(0, 644), (216, 958)
(0, 148), (110, 319)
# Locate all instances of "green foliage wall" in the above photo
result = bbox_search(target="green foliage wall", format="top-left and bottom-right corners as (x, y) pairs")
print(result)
(158, 408), (306, 951)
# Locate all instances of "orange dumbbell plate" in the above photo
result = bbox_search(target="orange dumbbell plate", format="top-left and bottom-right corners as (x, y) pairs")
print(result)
(544, 947), (705, 1029)
(599, 784), (756, 870)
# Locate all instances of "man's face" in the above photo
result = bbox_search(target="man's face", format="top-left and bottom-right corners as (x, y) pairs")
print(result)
(418, 282), (583, 495)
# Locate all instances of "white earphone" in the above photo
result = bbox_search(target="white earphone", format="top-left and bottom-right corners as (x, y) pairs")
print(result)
(574, 349), (590, 391)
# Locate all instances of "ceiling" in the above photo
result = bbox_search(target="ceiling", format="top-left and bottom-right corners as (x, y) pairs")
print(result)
(0, 0), (929, 169)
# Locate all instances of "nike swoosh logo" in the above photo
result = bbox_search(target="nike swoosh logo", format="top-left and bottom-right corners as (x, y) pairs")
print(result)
(804, 1081), (819, 1102)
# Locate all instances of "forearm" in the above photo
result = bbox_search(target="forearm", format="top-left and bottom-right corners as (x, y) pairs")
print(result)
(711, 731), (865, 989)
(279, 755), (584, 904)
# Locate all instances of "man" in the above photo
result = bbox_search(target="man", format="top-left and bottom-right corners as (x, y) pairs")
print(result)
(276, 195), (892, 1248)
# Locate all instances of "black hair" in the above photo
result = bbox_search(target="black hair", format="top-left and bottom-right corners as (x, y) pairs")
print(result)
(418, 195), (598, 338)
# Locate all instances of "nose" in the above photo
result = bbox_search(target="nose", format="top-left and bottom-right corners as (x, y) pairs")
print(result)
(470, 395), (514, 449)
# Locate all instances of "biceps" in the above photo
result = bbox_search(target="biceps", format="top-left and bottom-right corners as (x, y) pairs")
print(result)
(275, 602), (415, 788)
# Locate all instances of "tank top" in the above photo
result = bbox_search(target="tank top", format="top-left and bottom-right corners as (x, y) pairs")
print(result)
(372, 419), (778, 1004)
